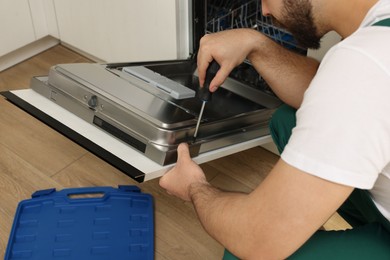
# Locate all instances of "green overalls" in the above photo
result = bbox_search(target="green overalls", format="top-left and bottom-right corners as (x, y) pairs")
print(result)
(223, 18), (390, 260)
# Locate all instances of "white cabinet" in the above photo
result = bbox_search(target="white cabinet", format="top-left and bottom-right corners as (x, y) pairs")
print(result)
(29, 0), (59, 39)
(0, 0), (59, 71)
(0, 1), (36, 57)
(0, 0), (58, 57)
(54, 0), (190, 62)
(1, 0), (188, 70)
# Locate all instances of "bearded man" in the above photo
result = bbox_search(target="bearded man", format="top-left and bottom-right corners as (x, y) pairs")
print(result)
(160, 0), (390, 259)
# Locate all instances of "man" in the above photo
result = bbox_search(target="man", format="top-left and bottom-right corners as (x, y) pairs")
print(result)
(159, 0), (390, 259)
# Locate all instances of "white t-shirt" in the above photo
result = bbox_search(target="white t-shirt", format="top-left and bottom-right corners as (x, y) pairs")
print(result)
(281, 0), (390, 220)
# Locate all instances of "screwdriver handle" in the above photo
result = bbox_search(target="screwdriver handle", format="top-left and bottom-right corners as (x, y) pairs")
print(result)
(198, 60), (220, 102)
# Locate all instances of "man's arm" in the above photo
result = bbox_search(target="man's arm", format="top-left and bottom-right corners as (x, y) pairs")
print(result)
(197, 29), (319, 108)
(159, 143), (353, 259)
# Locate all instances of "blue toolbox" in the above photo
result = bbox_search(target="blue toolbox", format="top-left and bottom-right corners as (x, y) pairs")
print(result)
(5, 186), (154, 260)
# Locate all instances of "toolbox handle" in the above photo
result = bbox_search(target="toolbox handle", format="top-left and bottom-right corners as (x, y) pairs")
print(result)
(31, 186), (141, 200)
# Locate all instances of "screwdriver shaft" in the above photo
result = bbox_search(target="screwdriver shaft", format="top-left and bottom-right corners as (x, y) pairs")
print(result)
(193, 60), (220, 141)
(193, 101), (206, 139)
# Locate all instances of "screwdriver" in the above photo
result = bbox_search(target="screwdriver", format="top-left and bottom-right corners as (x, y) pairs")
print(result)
(193, 60), (220, 140)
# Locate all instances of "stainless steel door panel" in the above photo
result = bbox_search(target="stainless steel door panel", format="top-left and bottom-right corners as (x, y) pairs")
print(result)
(49, 64), (195, 129)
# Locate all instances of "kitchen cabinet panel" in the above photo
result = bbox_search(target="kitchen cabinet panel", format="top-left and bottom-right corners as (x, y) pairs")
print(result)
(54, 0), (188, 62)
(0, 1), (36, 57)
(29, 0), (59, 39)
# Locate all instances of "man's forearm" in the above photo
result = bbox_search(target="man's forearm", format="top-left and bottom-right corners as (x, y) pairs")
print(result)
(247, 29), (320, 108)
(189, 182), (251, 258)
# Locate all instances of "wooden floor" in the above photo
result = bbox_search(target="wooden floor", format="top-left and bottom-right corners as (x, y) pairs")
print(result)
(0, 45), (348, 259)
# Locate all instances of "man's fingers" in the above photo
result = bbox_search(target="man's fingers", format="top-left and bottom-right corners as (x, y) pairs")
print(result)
(177, 143), (191, 162)
(197, 57), (215, 87)
(197, 59), (207, 87)
(209, 67), (230, 91)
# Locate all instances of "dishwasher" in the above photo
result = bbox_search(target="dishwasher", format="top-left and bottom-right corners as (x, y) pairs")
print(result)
(2, 0), (307, 182)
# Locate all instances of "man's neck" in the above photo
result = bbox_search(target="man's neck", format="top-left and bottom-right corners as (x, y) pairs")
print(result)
(322, 0), (379, 38)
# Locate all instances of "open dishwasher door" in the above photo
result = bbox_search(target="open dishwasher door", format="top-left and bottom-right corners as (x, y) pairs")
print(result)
(30, 60), (281, 166)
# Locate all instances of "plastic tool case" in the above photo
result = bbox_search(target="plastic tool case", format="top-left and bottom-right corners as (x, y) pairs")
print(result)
(28, 0), (306, 166)
(5, 186), (154, 260)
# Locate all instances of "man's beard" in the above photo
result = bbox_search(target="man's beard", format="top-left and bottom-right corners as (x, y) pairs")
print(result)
(273, 0), (321, 49)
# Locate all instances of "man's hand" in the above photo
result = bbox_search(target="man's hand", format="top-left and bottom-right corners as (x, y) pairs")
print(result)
(197, 28), (319, 108)
(159, 143), (208, 202)
(197, 28), (262, 92)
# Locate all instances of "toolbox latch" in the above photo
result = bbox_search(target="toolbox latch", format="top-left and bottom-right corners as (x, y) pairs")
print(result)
(118, 185), (141, 193)
(31, 188), (56, 198)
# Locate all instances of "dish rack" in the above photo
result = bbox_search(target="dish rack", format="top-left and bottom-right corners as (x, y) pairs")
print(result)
(206, 0), (306, 54)
(204, 0), (307, 96)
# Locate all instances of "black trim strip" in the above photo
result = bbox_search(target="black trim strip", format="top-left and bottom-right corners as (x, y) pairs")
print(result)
(1, 91), (145, 183)
(93, 116), (147, 153)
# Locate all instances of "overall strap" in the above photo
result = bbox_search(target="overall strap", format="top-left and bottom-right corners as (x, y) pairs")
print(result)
(372, 17), (390, 26)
